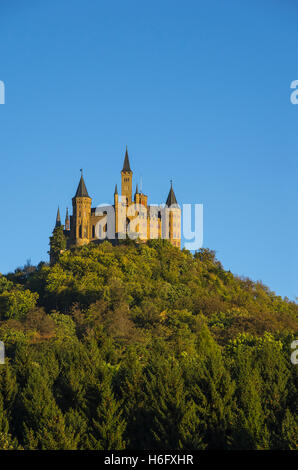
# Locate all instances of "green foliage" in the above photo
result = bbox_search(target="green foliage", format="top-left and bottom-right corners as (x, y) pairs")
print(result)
(183, 321), (237, 449)
(279, 409), (298, 450)
(0, 241), (296, 450)
(20, 367), (77, 449)
(88, 376), (126, 450)
(0, 389), (22, 449)
(0, 288), (38, 320)
(143, 352), (206, 450)
(49, 226), (66, 264)
(50, 312), (76, 340)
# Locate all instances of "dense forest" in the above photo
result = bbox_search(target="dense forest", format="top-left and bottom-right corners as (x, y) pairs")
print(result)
(0, 239), (297, 450)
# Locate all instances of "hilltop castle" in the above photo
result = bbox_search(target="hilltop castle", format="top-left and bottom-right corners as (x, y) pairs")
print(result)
(50, 148), (181, 260)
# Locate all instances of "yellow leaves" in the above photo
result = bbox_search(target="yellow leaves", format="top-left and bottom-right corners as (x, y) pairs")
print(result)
(46, 265), (70, 294)
(159, 310), (168, 321)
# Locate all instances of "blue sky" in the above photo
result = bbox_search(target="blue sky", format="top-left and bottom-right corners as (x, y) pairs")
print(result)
(0, 0), (297, 300)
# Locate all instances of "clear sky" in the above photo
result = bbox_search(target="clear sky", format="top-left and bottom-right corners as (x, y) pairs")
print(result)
(0, 0), (297, 300)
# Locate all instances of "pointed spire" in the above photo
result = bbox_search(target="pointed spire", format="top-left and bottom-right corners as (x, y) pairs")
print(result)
(122, 146), (132, 172)
(166, 180), (178, 206)
(114, 184), (118, 195)
(135, 183), (139, 195)
(75, 169), (90, 198)
(55, 206), (61, 227)
(65, 207), (70, 231)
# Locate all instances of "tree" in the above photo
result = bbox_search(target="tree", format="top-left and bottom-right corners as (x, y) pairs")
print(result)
(49, 226), (66, 264)
(0, 287), (38, 320)
(229, 346), (270, 449)
(0, 392), (22, 449)
(144, 353), (205, 450)
(278, 409), (298, 450)
(183, 320), (237, 449)
(20, 368), (76, 449)
(87, 375), (126, 450)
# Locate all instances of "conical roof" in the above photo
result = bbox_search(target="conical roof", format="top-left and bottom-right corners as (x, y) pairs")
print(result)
(75, 171), (90, 198)
(55, 207), (61, 227)
(166, 182), (178, 206)
(122, 147), (132, 172)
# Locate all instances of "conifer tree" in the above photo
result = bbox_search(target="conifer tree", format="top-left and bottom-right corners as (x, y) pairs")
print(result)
(184, 320), (237, 449)
(0, 392), (21, 449)
(118, 347), (148, 449)
(49, 226), (66, 264)
(278, 409), (298, 450)
(228, 344), (270, 449)
(254, 340), (289, 446)
(0, 363), (18, 416)
(88, 376), (126, 450)
(144, 354), (205, 450)
(20, 368), (76, 449)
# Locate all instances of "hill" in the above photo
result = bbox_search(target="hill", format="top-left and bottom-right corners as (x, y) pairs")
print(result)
(0, 240), (297, 450)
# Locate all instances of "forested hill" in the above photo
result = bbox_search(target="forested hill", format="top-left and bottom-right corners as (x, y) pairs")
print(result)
(0, 240), (297, 450)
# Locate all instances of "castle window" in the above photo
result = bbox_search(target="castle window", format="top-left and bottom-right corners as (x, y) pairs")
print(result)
(79, 225), (82, 238)
(92, 225), (95, 238)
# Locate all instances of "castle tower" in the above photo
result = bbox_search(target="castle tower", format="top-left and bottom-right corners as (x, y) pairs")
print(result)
(165, 181), (181, 248)
(55, 206), (61, 228)
(114, 184), (119, 234)
(121, 147), (133, 205)
(134, 183), (140, 204)
(71, 170), (92, 246)
(65, 207), (70, 231)
(114, 184), (118, 203)
(49, 206), (65, 265)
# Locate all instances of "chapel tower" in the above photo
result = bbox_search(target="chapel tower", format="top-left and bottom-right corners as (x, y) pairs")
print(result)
(121, 147), (133, 205)
(165, 181), (181, 248)
(71, 170), (92, 246)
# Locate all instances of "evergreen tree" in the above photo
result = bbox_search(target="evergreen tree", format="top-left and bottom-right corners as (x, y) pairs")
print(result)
(231, 357), (270, 449)
(183, 320), (237, 449)
(0, 392), (22, 449)
(118, 347), (148, 449)
(144, 353), (205, 450)
(20, 368), (76, 449)
(49, 226), (66, 264)
(88, 376), (126, 450)
(278, 409), (298, 450)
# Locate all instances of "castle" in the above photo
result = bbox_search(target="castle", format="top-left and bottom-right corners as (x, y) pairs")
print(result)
(51, 148), (181, 259)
